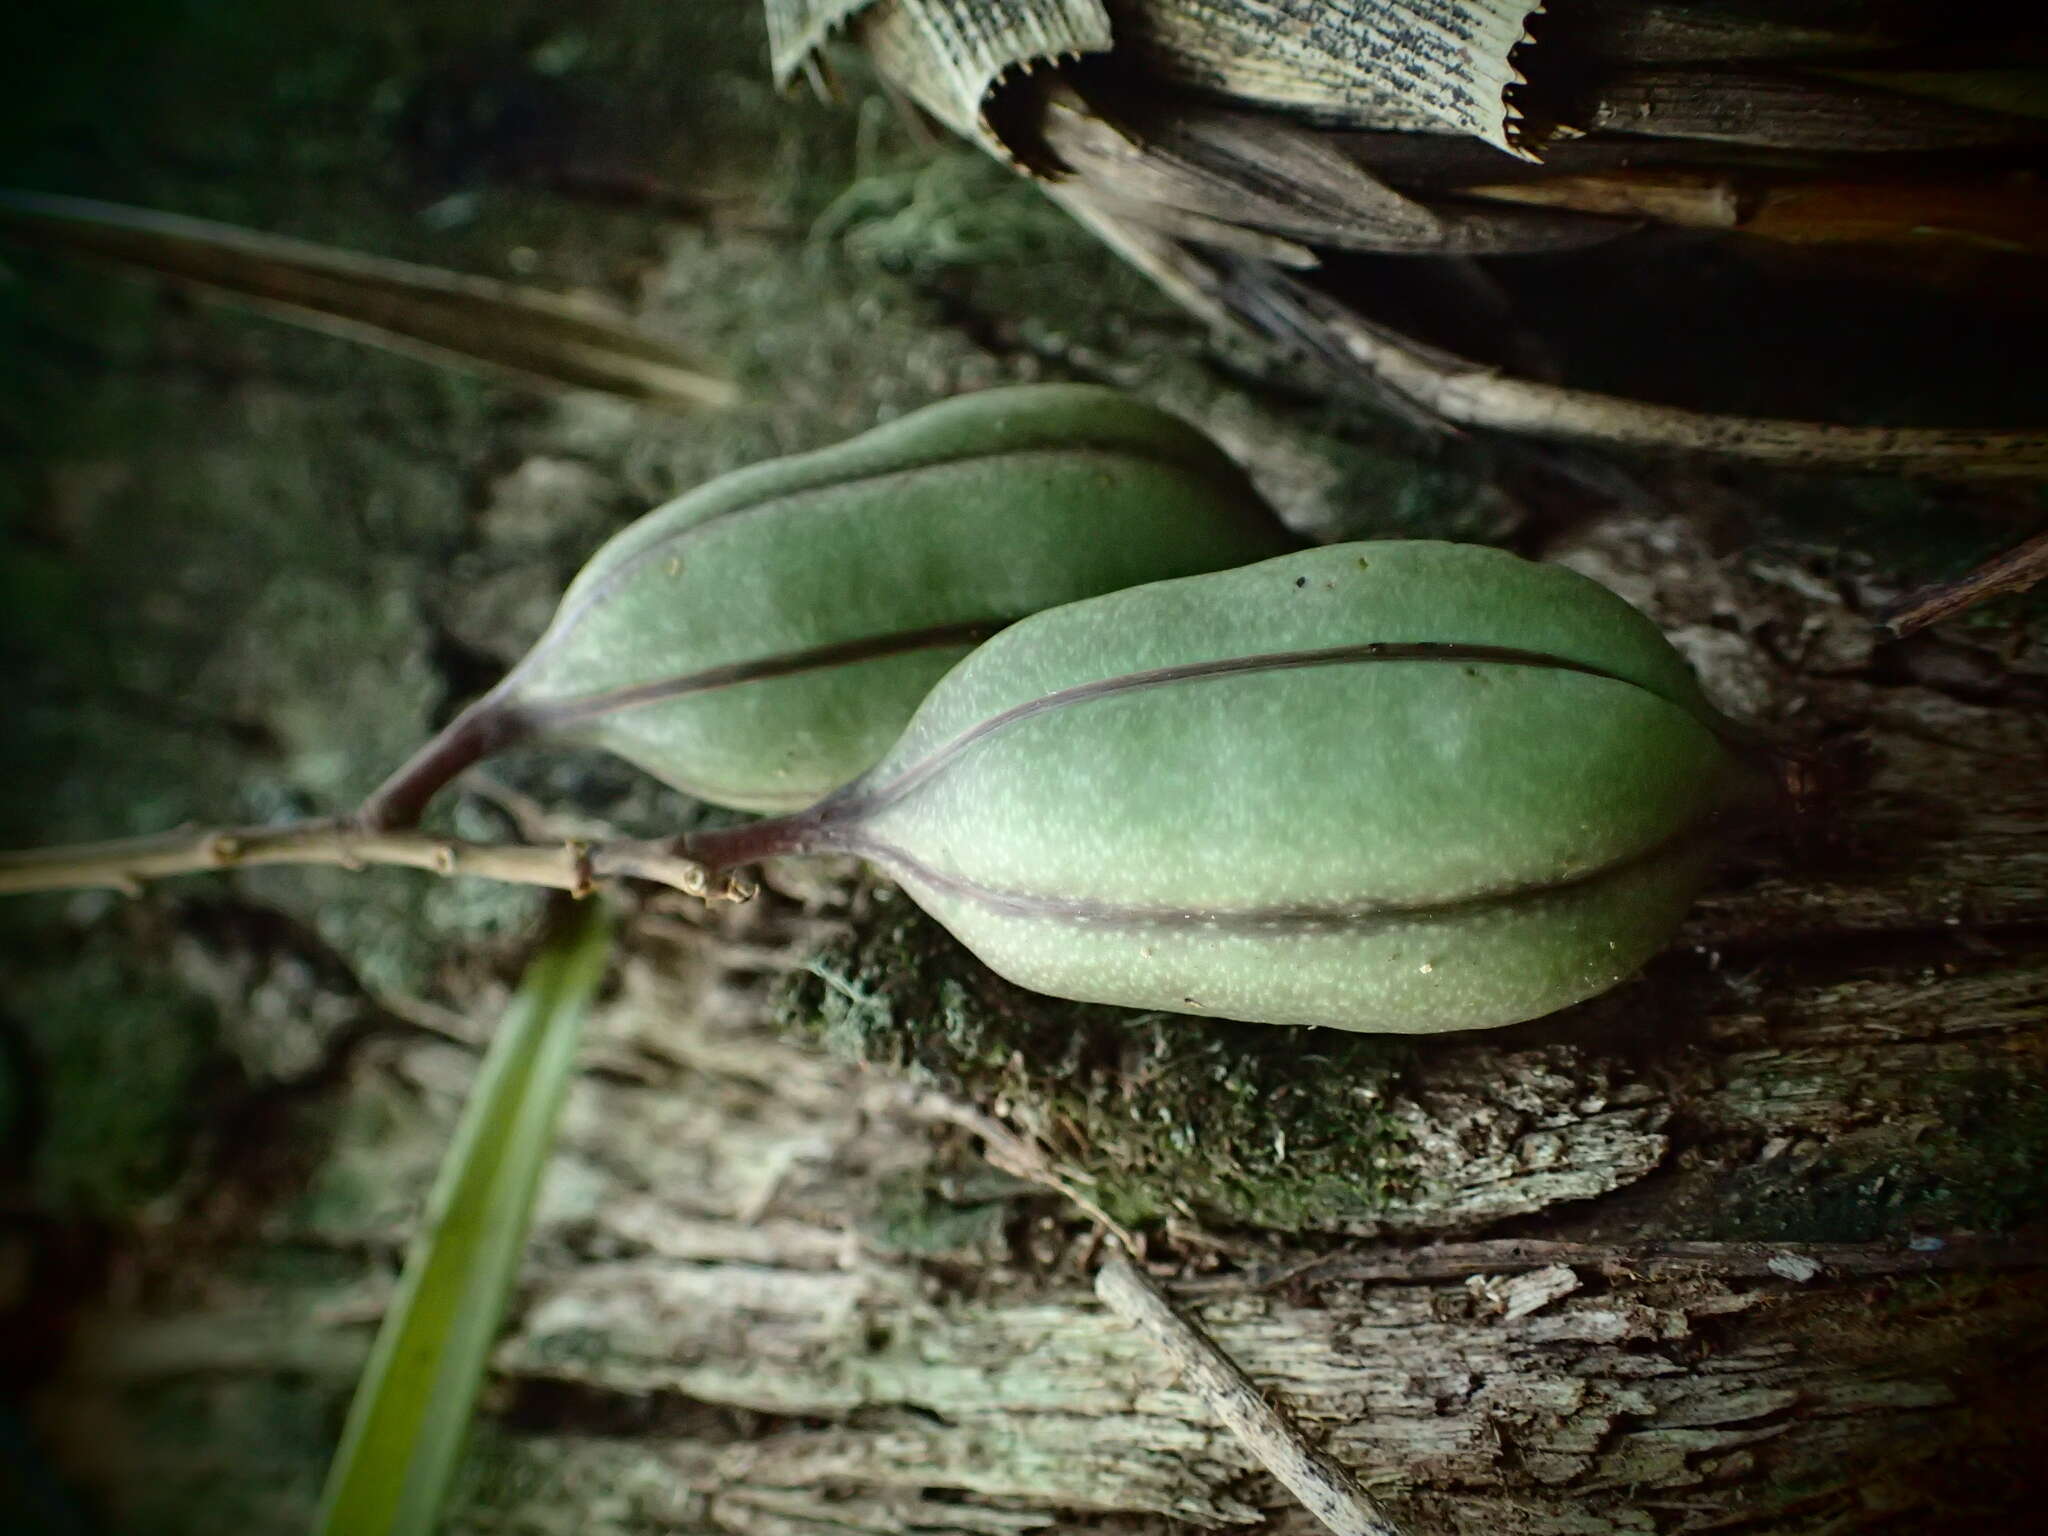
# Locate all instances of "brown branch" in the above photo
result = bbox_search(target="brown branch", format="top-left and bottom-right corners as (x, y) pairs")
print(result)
(1880, 528), (2048, 635)
(1096, 1257), (1409, 1536)
(1300, 287), (2048, 479)
(0, 189), (738, 413)
(0, 818), (753, 903)
(1058, 190), (2048, 477)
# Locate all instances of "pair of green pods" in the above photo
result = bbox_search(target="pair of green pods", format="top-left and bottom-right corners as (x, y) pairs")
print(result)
(688, 539), (1748, 1034)
(368, 384), (1745, 1033)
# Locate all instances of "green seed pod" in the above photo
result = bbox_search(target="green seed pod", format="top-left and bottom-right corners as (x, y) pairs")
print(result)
(691, 541), (1754, 1034)
(361, 385), (1293, 827)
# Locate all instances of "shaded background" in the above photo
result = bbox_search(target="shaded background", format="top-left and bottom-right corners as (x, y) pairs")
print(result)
(4, 3), (2047, 1532)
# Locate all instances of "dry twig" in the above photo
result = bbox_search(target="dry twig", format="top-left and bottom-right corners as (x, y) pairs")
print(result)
(1058, 196), (2048, 477)
(903, 1090), (1140, 1253)
(1096, 1255), (1409, 1536)
(1881, 528), (2048, 634)
(0, 818), (753, 903)
(1289, 281), (2048, 479)
(0, 190), (737, 413)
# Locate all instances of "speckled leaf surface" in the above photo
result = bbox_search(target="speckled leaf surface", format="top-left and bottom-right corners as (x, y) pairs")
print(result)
(771, 541), (1743, 1033)
(372, 385), (1291, 820)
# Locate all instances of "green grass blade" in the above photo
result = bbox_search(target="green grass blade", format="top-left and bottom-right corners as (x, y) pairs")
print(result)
(313, 901), (613, 1536)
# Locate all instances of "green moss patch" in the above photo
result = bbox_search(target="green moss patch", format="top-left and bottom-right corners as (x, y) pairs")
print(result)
(777, 894), (1416, 1234)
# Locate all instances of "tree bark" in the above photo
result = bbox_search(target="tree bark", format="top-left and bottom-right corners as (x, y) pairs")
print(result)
(51, 508), (2048, 1529)
(9, 5), (2047, 1533)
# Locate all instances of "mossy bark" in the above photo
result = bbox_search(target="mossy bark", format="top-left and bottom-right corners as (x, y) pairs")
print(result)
(6, 3), (2048, 1534)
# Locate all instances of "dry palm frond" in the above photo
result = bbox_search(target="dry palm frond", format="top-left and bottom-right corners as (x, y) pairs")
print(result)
(1043, 82), (1628, 254)
(1104, 0), (1545, 155)
(1459, 168), (2048, 253)
(766, 0), (882, 81)
(1821, 68), (2048, 121)
(1054, 191), (2048, 476)
(1559, 1), (1915, 66)
(0, 190), (736, 412)
(853, 0), (1112, 170)
(1576, 67), (2041, 151)
(772, 0), (1115, 165)
(791, 0), (2048, 477)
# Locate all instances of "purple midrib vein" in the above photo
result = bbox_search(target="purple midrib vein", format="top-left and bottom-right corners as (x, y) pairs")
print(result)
(507, 441), (1210, 691)
(823, 640), (1684, 823)
(841, 825), (1707, 934)
(695, 639), (1723, 917)
(517, 619), (1008, 730)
